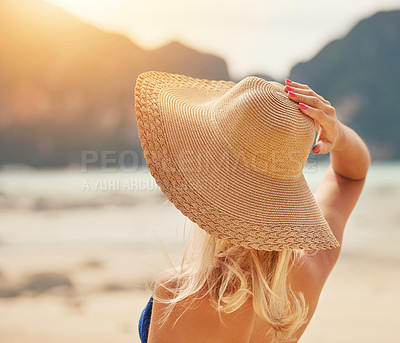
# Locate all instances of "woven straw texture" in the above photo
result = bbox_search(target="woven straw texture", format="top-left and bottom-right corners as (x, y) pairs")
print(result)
(134, 71), (340, 251)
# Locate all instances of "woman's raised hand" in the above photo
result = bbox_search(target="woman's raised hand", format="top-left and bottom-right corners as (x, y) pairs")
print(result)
(284, 79), (341, 154)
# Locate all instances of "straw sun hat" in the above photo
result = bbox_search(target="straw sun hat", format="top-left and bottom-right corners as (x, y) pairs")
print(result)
(134, 71), (339, 251)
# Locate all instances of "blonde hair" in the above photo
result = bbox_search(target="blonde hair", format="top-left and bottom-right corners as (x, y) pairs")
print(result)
(152, 222), (309, 342)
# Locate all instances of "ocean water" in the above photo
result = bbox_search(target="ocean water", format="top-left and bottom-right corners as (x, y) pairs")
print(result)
(1, 161), (399, 196)
(0, 162), (399, 259)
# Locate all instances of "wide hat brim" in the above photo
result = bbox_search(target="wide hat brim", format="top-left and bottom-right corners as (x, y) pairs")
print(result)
(134, 71), (340, 251)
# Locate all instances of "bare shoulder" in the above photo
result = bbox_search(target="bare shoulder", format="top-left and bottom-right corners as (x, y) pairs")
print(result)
(258, 166), (367, 341)
(149, 268), (255, 343)
(152, 268), (178, 299)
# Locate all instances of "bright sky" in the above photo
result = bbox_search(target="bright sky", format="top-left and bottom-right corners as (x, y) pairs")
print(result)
(45, 0), (400, 80)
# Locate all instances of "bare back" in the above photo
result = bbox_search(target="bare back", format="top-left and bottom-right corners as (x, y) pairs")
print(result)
(148, 165), (366, 343)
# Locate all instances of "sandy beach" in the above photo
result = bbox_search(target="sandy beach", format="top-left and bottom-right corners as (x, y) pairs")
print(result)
(0, 163), (399, 342)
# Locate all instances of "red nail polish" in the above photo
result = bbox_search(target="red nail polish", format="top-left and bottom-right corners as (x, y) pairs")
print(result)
(299, 103), (308, 109)
(286, 85), (294, 91)
(314, 146), (320, 154)
(286, 79), (292, 83)
(288, 91), (296, 97)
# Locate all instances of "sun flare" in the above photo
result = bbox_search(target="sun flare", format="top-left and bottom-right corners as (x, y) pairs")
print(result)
(44, 0), (117, 18)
